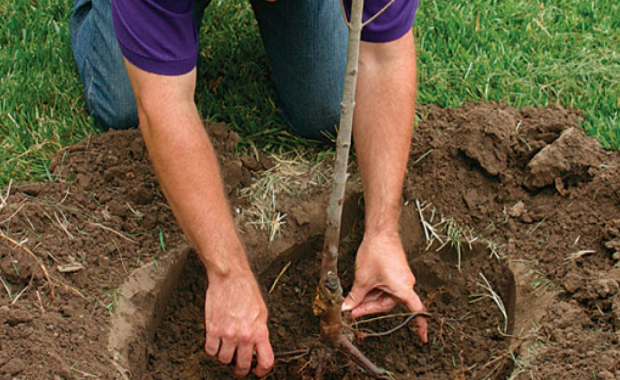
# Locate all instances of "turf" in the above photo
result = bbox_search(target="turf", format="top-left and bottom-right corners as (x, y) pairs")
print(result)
(415, 0), (620, 148)
(1, 0), (619, 185)
(1, 0), (96, 184)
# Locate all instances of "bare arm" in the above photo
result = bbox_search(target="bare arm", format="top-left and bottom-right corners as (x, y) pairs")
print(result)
(123, 60), (274, 377)
(343, 32), (428, 343)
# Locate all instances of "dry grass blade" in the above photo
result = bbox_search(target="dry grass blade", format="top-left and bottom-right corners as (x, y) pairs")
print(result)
(247, 204), (287, 242)
(113, 240), (129, 274)
(485, 239), (502, 260)
(0, 275), (12, 299)
(415, 199), (443, 246)
(470, 272), (508, 333)
(416, 199), (430, 241)
(10, 284), (29, 305)
(434, 219), (476, 271)
(70, 365), (97, 378)
(88, 222), (136, 243)
(413, 149), (433, 165)
(0, 229), (55, 298)
(0, 203), (26, 225)
(35, 290), (45, 313)
(54, 210), (75, 240)
(0, 179), (12, 210)
(241, 153), (330, 242)
(269, 261), (291, 294)
(564, 249), (595, 262)
(417, 201), (490, 270)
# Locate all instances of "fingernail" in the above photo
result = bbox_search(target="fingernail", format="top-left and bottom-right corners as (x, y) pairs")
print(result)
(341, 302), (350, 311)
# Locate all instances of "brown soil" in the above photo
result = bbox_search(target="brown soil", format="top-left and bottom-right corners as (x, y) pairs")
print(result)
(1, 102), (619, 380)
(144, 217), (515, 380)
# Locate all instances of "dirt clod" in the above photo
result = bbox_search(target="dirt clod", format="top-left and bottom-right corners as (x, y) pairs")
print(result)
(1, 358), (26, 375)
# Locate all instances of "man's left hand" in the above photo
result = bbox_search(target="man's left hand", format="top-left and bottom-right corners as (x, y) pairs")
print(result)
(342, 232), (428, 343)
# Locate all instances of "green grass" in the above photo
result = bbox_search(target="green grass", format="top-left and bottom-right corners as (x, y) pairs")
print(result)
(1, 0), (619, 185)
(1, 0), (96, 184)
(415, 0), (620, 148)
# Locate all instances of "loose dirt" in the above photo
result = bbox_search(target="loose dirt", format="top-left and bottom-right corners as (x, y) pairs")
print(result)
(1, 102), (619, 380)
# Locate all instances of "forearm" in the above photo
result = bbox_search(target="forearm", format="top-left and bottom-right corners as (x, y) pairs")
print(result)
(143, 108), (248, 276)
(353, 32), (416, 236)
(124, 61), (250, 279)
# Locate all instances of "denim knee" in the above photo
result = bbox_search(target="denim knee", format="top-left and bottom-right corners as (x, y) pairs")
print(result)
(250, 0), (347, 141)
(71, 0), (139, 131)
(85, 75), (139, 131)
(88, 99), (138, 131)
(281, 99), (341, 141)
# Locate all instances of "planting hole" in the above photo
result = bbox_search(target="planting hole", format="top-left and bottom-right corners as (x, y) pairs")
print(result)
(123, 206), (517, 380)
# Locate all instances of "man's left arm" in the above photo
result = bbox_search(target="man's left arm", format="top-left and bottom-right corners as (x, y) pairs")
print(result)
(342, 31), (428, 343)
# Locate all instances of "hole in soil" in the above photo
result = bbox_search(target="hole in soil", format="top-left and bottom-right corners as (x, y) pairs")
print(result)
(131, 211), (517, 380)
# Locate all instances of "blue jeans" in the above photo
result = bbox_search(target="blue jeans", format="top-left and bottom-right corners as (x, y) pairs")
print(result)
(70, 0), (347, 140)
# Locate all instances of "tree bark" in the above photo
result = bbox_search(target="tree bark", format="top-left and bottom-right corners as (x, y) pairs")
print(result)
(315, 0), (364, 343)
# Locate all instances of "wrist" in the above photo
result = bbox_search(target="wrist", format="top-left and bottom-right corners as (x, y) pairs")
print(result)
(195, 239), (253, 281)
(205, 256), (253, 282)
(363, 220), (400, 240)
(363, 200), (402, 238)
(359, 229), (405, 259)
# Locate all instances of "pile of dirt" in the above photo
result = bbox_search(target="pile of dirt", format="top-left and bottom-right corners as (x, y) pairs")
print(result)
(0, 102), (619, 380)
(405, 103), (620, 379)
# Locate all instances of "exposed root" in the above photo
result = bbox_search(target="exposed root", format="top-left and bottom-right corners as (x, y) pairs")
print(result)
(260, 337), (394, 380)
(314, 350), (331, 380)
(275, 348), (311, 364)
(264, 311), (435, 380)
(336, 335), (393, 380)
(359, 311), (431, 338)
(249, 348), (311, 368)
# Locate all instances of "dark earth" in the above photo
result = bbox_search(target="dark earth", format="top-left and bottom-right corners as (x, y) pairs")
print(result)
(1, 102), (619, 380)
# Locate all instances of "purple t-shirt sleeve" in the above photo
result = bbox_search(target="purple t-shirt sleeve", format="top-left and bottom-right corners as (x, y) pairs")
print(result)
(344, 0), (419, 43)
(112, 0), (198, 75)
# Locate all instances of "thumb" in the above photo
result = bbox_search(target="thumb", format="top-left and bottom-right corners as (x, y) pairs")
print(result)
(342, 283), (366, 312)
(403, 289), (429, 344)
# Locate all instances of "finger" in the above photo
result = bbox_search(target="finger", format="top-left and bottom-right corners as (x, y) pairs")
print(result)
(346, 289), (383, 312)
(204, 334), (221, 357)
(233, 344), (253, 378)
(343, 284), (374, 311)
(403, 289), (428, 344)
(350, 295), (398, 319)
(252, 339), (274, 378)
(218, 339), (236, 365)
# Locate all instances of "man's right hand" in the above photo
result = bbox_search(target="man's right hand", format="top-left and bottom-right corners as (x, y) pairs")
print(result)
(204, 271), (274, 378)
(120, 61), (273, 377)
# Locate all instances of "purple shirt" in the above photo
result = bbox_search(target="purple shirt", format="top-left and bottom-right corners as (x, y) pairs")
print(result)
(112, 0), (419, 76)
(343, 0), (419, 43)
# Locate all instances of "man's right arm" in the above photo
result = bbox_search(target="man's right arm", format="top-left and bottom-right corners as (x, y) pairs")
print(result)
(123, 59), (274, 377)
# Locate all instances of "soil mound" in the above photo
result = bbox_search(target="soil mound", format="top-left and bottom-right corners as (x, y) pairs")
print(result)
(1, 102), (619, 380)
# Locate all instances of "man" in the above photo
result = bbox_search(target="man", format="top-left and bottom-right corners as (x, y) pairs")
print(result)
(70, 0), (427, 377)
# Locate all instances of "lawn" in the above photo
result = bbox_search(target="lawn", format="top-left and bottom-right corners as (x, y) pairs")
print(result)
(1, 0), (619, 185)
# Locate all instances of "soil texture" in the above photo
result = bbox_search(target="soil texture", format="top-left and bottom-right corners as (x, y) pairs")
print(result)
(0, 102), (619, 380)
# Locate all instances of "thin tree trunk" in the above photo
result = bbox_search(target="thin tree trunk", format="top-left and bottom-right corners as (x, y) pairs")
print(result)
(316, 0), (364, 343)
